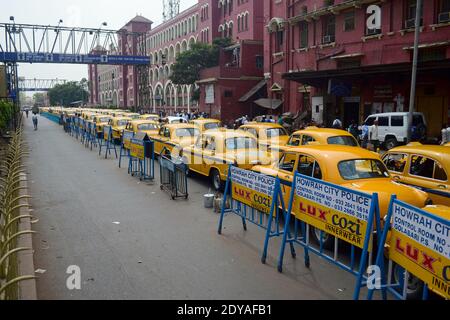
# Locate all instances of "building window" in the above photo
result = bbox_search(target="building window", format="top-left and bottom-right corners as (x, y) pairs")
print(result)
(275, 30), (284, 52)
(256, 55), (263, 69)
(438, 0), (450, 23)
(343, 11), (355, 32)
(322, 15), (335, 43)
(299, 21), (308, 48)
(405, 0), (423, 29)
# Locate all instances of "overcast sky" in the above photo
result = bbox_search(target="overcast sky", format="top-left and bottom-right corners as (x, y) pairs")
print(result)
(1, 0), (197, 88)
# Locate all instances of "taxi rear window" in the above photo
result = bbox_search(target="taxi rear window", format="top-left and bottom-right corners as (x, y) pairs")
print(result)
(328, 136), (358, 146)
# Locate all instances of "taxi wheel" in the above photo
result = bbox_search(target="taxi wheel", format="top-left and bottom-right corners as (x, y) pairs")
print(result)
(393, 263), (424, 300)
(211, 169), (223, 191)
(310, 227), (334, 250)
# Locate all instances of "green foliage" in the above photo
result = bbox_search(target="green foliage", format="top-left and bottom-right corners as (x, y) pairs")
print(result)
(170, 37), (234, 86)
(0, 100), (14, 132)
(48, 81), (89, 106)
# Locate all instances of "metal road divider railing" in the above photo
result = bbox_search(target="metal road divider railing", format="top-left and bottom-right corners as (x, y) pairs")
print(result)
(0, 121), (36, 300)
(159, 147), (188, 200)
(40, 112), (60, 124)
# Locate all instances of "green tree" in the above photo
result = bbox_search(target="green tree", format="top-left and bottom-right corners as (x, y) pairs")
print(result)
(48, 80), (89, 106)
(170, 37), (233, 86)
(33, 92), (46, 106)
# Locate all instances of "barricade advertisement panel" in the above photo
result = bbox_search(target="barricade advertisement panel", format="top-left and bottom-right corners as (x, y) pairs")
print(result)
(230, 166), (276, 214)
(292, 174), (373, 250)
(388, 201), (450, 299)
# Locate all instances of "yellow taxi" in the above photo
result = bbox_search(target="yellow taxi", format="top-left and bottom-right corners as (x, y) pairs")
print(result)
(139, 114), (160, 122)
(252, 145), (430, 247)
(93, 115), (112, 136)
(182, 130), (273, 190)
(382, 143), (449, 206)
(190, 118), (223, 133)
(109, 117), (132, 141)
(125, 120), (160, 136)
(151, 123), (200, 156)
(124, 113), (141, 120)
(271, 127), (359, 155)
(239, 122), (289, 151)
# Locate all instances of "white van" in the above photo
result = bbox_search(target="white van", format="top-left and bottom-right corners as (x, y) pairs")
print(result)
(364, 112), (427, 150)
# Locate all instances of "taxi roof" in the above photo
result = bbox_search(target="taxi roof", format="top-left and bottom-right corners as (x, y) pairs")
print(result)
(130, 120), (159, 125)
(240, 122), (284, 129)
(292, 127), (354, 137)
(284, 145), (381, 162)
(191, 118), (221, 123)
(111, 116), (132, 121)
(203, 129), (256, 140)
(388, 144), (450, 164)
(164, 123), (197, 129)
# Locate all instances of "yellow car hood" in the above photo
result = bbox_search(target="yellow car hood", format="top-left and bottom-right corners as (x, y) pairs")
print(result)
(341, 179), (429, 218)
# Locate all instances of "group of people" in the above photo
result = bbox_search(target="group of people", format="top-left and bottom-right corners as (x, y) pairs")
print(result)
(332, 117), (379, 150)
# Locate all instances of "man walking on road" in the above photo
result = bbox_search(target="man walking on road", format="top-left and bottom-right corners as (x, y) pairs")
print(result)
(368, 119), (379, 151)
(32, 114), (38, 130)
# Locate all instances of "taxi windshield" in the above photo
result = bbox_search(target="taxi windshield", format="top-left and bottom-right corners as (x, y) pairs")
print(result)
(117, 120), (128, 126)
(226, 137), (257, 150)
(266, 128), (287, 138)
(328, 136), (358, 146)
(138, 123), (158, 131)
(204, 122), (220, 130)
(338, 159), (390, 180)
(176, 128), (200, 137)
(99, 118), (110, 123)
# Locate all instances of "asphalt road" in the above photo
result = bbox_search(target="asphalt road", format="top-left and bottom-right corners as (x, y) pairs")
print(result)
(24, 115), (367, 300)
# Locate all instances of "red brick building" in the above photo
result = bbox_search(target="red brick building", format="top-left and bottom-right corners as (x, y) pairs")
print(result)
(88, 16), (153, 109)
(264, 0), (450, 138)
(196, 0), (268, 123)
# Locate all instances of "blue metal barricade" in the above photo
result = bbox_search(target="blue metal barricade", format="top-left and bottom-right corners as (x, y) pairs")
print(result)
(159, 148), (188, 200)
(218, 165), (293, 264)
(128, 134), (155, 182)
(277, 172), (382, 300)
(119, 130), (134, 169)
(99, 125), (117, 159)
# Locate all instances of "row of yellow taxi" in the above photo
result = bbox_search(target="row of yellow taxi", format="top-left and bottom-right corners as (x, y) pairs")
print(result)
(45, 107), (448, 298)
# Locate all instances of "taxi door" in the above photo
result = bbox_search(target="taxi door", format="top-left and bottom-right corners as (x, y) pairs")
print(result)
(189, 135), (205, 174)
(276, 152), (298, 206)
(405, 154), (450, 206)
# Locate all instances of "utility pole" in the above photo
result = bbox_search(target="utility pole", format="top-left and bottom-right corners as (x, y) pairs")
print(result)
(407, 0), (422, 143)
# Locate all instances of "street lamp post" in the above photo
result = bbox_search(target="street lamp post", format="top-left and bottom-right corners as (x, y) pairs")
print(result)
(407, 0), (422, 143)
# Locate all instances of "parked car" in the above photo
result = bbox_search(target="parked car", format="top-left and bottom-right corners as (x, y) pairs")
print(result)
(162, 116), (189, 124)
(109, 117), (132, 142)
(151, 123), (200, 156)
(93, 115), (112, 137)
(190, 118), (223, 133)
(270, 127), (359, 156)
(181, 130), (272, 190)
(125, 120), (160, 137)
(238, 122), (290, 152)
(382, 143), (449, 206)
(124, 113), (141, 120)
(252, 145), (430, 248)
(364, 112), (427, 150)
(139, 114), (160, 122)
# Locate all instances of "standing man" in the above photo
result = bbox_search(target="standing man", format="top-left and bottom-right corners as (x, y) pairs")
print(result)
(368, 119), (379, 151)
(32, 113), (38, 130)
(361, 121), (369, 149)
(441, 124), (450, 145)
